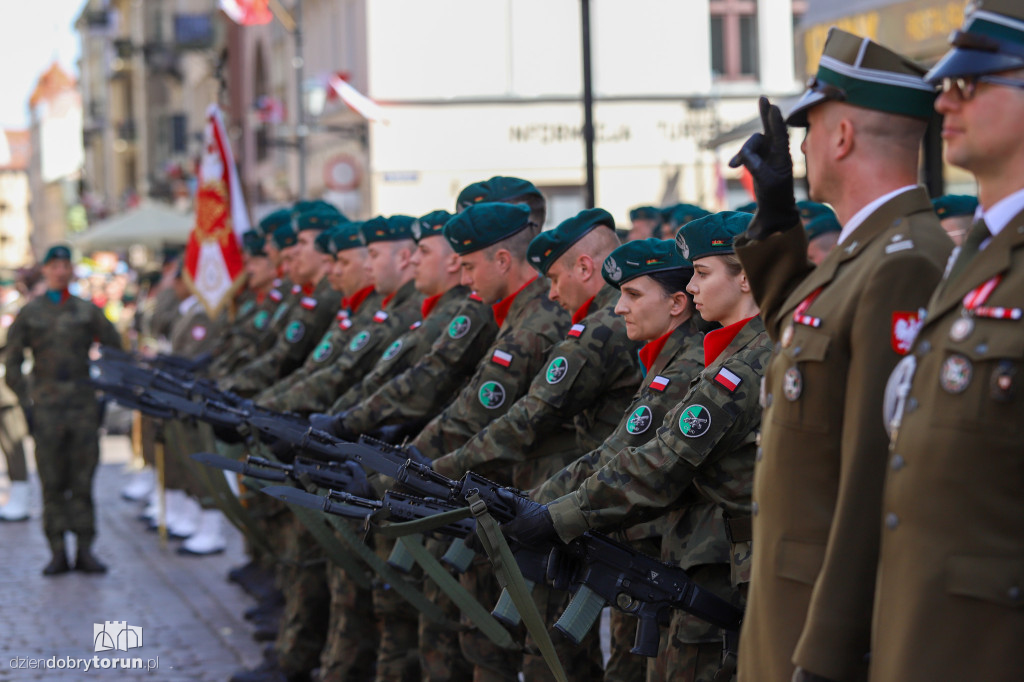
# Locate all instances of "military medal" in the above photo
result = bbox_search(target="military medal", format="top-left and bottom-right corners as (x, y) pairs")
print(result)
(783, 367), (803, 401)
(991, 361), (1016, 402)
(949, 315), (974, 342)
(790, 288), (823, 341)
(940, 354), (972, 394)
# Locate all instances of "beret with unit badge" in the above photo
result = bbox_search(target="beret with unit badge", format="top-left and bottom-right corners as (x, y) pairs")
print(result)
(273, 223), (299, 250)
(243, 229), (268, 257)
(443, 202), (532, 255)
(293, 199), (345, 219)
(42, 244), (72, 264)
(456, 181), (491, 212)
(411, 210), (453, 242)
(359, 215), (415, 245)
(675, 211), (752, 261)
(924, 0), (1024, 82)
(527, 207), (615, 275)
(629, 206), (662, 222)
(932, 194), (979, 218)
(601, 238), (691, 289)
(314, 227), (344, 256)
(329, 222), (365, 254)
(296, 208), (346, 233)
(797, 200), (835, 222)
(665, 203), (712, 230)
(786, 27), (936, 126)
(258, 208), (294, 238)
(804, 212), (842, 241)
(485, 176), (543, 202)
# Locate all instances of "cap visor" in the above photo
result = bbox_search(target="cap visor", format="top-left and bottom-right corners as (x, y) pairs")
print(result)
(784, 90), (827, 127)
(925, 47), (1024, 82)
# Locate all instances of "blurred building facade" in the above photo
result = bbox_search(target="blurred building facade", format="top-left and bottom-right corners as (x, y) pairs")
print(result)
(0, 130), (33, 268)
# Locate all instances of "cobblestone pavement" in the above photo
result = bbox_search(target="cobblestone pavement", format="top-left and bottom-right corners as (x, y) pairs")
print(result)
(0, 434), (264, 681)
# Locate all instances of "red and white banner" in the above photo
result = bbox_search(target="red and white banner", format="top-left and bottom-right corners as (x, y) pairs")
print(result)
(327, 74), (388, 123)
(184, 104), (250, 317)
(220, 0), (273, 25)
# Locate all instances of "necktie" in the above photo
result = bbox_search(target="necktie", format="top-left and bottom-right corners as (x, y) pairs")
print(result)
(946, 218), (991, 285)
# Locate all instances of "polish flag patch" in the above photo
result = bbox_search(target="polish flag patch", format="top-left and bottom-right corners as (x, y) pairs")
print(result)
(409, 320), (422, 330)
(373, 310), (389, 323)
(291, 284), (302, 295)
(714, 367), (742, 392)
(650, 375), (670, 392)
(469, 293), (484, 302)
(491, 349), (513, 367)
(301, 296), (318, 310)
(336, 310), (348, 320)
(339, 318), (353, 330)
(568, 323), (586, 338)
(269, 289), (283, 302)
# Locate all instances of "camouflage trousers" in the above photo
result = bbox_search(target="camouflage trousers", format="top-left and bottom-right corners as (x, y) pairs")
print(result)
(33, 404), (100, 550)
(372, 534), (420, 682)
(318, 546), (379, 681)
(0, 404), (28, 481)
(458, 559), (520, 682)
(604, 607), (648, 682)
(418, 538), (472, 682)
(274, 515), (330, 677)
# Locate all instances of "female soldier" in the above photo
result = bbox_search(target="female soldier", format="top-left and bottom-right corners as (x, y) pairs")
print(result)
(508, 211), (772, 680)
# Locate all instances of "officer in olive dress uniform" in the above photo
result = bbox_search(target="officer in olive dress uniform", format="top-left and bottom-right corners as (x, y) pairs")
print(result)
(872, 3), (1024, 680)
(4, 245), (122, 575)
(728, 29), (953, 682)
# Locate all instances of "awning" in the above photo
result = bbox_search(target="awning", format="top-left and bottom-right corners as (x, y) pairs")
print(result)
(71, 201), (193, 253)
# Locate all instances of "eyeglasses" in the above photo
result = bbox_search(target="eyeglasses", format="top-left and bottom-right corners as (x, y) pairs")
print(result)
(940, 74), (1024, 101)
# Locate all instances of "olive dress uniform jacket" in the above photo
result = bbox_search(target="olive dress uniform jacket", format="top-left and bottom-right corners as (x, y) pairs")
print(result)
(735, 187), (952, 682)
(870, 204), (1024, 682)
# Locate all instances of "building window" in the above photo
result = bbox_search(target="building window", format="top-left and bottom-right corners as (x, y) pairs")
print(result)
(710, 0), (758, 81)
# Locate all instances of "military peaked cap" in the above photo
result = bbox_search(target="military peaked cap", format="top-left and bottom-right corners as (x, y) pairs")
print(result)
(926, 0), (1024, 81)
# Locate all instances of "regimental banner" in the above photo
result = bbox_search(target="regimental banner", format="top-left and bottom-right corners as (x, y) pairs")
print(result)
(184, 105), (250, 317)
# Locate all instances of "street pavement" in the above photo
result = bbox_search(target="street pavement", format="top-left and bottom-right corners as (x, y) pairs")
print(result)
(0, 433), (264, 681)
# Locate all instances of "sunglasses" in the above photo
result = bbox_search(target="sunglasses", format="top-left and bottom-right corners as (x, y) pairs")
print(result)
(940, 74), (1024, 101)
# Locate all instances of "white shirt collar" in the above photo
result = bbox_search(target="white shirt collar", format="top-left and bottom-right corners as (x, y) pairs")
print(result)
(976, 186), (1024, 246)
(837, 185), (918, 245)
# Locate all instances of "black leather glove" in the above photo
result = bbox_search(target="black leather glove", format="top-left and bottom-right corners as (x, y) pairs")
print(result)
(729, 96), (799, 238)
(500, 499), (559, 547)
(402, 444), (433, 469)
(546, 545), (579, 591)
(340, 461), (373, 498)
(367, 423), (408, 445)
(792, 667), (840, 682)
(308, 412), (335, 436)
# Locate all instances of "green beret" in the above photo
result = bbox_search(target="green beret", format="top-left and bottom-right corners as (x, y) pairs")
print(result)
(329, 223), (365, 254)
(443, 202), (532, 255)
(601, 238), (691, 288)
(293, 199), (344, 219)
(629, 206), (663, 223)
(315, 227), (342, 256)
(485, 176), (542, 202)
(456, 181), (491, 211)
(804, 213), (842, 241)
(42, 244), (72, 264)
(787, 28), (935, 126)
(359, 215), (415, 245)
(242, 230), (268, 257)
(387, 215), (416, 239)
(527, 208), (615, 275)
(665, 203), (711, 229)
(412, 210), (453, 241)
(258, 208), (294, 238)
(296, 208), (346, 233)
(734, 201), (758, 214)
(674, 211), (751, 261)
(797, 200), (835, 222)
(272, 224), (298, 250)
(932, 194), (978, 219)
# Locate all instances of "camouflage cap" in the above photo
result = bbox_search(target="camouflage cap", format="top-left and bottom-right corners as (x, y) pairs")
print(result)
(787, 28), (935, 126)
(411, 210), (454, 242)
(443, 202), (532, 255)
(258, 208), (294, 238)
(527, 207), (615, 275)
(42, 244), (72, 264)
(734, 201), (758, 214)
(329, 223), (365, 254)
(804, 212), (842, 241)
(602, 238), (690, 288)
(272, 223), (299, 250)
(925, 0), (1024, 81)
(242, 229), (268, 257)
(629, 206), (663, 222)
(932, 194), (979, 218)
(296, 208), (346, 233)
(797, 200), (836, 222)
(674, 211), (751, 261)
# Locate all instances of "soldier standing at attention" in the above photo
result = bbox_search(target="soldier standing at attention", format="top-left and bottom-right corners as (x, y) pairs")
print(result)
(4, 245), (122, 575)
(728, 30), (952, 682)
(872, 2), (1024, 679)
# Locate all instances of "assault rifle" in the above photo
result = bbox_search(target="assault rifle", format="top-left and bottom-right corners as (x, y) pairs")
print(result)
(97, 345), (212, 376)
(191, 452), (356, 490)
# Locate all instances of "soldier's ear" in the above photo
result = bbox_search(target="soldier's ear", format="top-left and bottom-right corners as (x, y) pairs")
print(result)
(577, 253), (595, 280)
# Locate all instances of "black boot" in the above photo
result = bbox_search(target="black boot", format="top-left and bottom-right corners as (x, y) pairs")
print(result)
(75, 548), (108, 574)
(42, 549), (70, 576)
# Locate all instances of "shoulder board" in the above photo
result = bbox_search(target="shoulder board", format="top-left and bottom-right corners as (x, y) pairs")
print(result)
(269, 289), (283, 302)
(410, 320), (422, 330)
(491, 349), (513, 367)
(469, 293), (483, 302)
(567, 323), (586, 338)
(291, 284), (302, 295)
(650, 375), (670, 392)
(301, 296), (318, 310)
(373, 310), (389, 323)
(713, 367), (742, 392)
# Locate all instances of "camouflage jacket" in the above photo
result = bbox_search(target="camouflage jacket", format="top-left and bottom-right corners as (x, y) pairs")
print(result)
(254, 288), (383, 403)
(4, 293), (123, 408)
(331, 285), (471, 411)
(260, 281), (423, 413)
(169, 296), (225, 358)
(341, 292), (498, 434)
(532, 316), (706, 504)
(433, 284), (642, 485)
(548, 316), (771, 581)
(225, 276), (342, 396)
(412, 276), (570, 463)
(208, 292), (280, 379)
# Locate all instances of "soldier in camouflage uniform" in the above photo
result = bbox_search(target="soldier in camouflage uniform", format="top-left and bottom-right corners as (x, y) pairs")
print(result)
(0, 281), (30, 522)
(506, 213), (771, 681)
(258, 215), (422, 414)
(223, 209), (344, 396)
(4, 245), (123, 575)
(530, 236), (705, 682)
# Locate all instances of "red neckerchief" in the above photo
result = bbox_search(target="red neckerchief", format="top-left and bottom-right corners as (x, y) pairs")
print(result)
(346, 285), (375, 315)
(572, 294), (597, 325)
(301, 282), (315, 296)
(638, 327), (674, 373)
(491, 276), (537, 327)
(421, 293), (443, 319)
(704, 316), (755, 366)
(381, 292), (396, 309)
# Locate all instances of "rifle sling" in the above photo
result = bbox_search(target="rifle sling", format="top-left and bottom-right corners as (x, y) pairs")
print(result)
(374, 506), (473, 538)
(467, 493), (568, 682)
